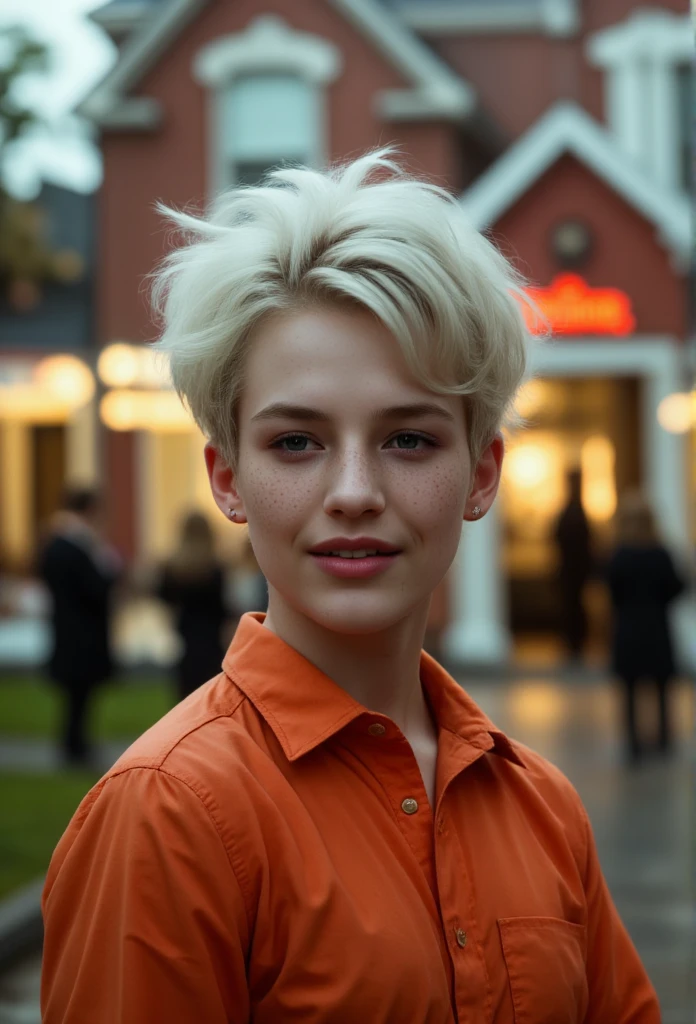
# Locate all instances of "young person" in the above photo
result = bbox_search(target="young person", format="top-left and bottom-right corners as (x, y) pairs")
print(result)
(41, 151), (659, 1022)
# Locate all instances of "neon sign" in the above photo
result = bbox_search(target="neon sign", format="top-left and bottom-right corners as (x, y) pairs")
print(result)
(522, 273), (636, 336)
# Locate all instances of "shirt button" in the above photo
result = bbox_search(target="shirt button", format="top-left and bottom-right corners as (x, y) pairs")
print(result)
(368, 722), (386, 736)
(455, 928), (467, 948)
(401, 797), (419, 815)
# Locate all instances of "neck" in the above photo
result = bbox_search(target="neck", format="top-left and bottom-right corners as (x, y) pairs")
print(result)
(263, 590), (435, 740)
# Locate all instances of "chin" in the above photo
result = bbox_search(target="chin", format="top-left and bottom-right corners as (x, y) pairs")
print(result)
(297, 592), (423, 637)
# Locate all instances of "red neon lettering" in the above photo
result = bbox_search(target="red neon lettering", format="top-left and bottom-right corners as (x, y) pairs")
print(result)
(521, 274), (636, 336)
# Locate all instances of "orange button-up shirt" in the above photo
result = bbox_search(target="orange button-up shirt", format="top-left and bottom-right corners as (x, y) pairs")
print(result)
(42, 612), (659, 1023)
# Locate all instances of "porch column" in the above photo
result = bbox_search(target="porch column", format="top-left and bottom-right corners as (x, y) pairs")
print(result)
(443, 499), (511, 666)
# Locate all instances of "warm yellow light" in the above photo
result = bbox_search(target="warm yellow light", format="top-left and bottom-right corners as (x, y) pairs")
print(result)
(505, 444), (552, 490)
(34, 355), (95, 406)
(98, 343), (171, 389)
(100, 389), (192, 431)
(581, 435), (616, 522)
(98, 343), (140, 387)
(514, 380), (545, 420)
(508, 683), (566, 730)
(657, 392), (694, 434)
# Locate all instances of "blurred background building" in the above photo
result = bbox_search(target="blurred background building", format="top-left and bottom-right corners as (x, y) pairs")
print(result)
(0, 0), (693, 670)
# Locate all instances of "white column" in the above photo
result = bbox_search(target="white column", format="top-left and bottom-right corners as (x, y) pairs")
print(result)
(443, 500), (511, 666)
(642, 350), (688, 547)
(0, 421), (32, 567)
(642, 347), (694, 673)
(65, 400), (98, 486)
(607, 61), (646, 165)
(648, 58), (679, 190)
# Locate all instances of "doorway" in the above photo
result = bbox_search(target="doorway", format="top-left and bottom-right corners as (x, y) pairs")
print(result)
(500, 376), (642, 664)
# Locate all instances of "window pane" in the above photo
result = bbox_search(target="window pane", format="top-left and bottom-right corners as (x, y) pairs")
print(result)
(676, 62), (694, 191)
(233, 159), (306, 187)
(223, 75), (315, 162)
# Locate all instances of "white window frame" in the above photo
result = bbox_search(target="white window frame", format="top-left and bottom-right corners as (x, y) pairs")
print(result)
(588, 10), (692, 194)
(193, 15), (342, 195)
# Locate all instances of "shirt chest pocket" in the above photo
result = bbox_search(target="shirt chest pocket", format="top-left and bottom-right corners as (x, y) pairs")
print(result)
(498, 917), (588, 1024)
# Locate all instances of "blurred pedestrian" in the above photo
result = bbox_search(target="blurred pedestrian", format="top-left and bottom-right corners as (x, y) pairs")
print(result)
(38, 487), (122, 767)
(607, 493), (685, 764)
(157, 511), (232, 702)
(554, 469), (592, 663)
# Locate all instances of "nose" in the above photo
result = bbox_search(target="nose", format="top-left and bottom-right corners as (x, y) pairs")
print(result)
(322, 446), (386, 519)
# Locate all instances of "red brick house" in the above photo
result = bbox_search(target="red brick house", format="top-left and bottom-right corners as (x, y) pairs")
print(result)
(80, 0), (693, 666)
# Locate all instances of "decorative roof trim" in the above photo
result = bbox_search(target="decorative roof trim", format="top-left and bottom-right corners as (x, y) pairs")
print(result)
(392, 0), (579, 37)
(193, 16), (342, 87)
(588, 8), (692, 64)
(80, 0), (475, 128)
(460, 102), (690, 263)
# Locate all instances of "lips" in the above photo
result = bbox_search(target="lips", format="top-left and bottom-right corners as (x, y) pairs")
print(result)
(309, 538), (402, 556)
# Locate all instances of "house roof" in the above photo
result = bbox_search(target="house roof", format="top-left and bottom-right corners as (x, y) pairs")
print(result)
(82, 0), (476, 127)
(460, 101), (690, 264)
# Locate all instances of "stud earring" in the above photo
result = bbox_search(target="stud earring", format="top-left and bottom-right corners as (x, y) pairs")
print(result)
(471, 505), (482, 518)
(228, 508), (237, 520)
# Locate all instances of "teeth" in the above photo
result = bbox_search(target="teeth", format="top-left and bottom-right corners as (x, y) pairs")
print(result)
(327, 549), (379, 558)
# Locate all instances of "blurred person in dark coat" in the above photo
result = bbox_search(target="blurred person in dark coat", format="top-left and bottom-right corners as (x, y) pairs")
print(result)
(607, 493), (685, 764)
(554, 469), (593, 663)
(157, 512), (232, 703)
(38, 488), (123, 766)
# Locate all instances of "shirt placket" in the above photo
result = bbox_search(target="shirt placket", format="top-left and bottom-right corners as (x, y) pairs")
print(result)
(434, 734), (492, 1024)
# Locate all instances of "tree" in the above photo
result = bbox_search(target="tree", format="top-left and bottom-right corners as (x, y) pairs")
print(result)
(0, 26), (82, 312)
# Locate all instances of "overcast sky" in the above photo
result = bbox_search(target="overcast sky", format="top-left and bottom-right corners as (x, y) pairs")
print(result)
(0, 0), (116, 197)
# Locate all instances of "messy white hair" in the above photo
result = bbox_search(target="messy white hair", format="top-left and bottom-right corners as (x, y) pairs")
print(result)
(152, 149), (531, 468)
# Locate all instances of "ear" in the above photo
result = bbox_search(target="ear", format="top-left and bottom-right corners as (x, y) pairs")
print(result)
(465, 433), (504, 521)
(204, 444), (247, 524)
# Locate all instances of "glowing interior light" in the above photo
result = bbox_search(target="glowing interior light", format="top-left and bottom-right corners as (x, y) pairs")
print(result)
(505, 444), (552, 490)
(580, 435), (616, 522)
(34, 355), (95, 406)
(657, 392), (694, 434)
(100, 389), (192, 431)
(98, 344), (141, 387)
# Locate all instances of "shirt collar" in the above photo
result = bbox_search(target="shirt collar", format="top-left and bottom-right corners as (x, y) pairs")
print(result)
(223, 612), (527, 770)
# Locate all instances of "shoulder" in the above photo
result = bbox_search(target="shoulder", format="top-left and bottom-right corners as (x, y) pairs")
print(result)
(500, 739), (590, 868)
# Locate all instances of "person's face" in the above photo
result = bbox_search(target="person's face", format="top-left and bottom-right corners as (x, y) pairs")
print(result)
(206, 304), (503, 635)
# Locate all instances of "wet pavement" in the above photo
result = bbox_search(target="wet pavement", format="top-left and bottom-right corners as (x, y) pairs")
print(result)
(0, 672), (693, 1023)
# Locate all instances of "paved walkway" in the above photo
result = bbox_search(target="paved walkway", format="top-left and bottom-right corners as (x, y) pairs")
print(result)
(0, 674), (693, 1023)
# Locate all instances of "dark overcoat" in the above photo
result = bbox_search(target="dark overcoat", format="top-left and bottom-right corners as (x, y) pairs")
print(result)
(606, 544), (685, 680)
(39, 535), (118, 689)
(157, 564), (229, 696)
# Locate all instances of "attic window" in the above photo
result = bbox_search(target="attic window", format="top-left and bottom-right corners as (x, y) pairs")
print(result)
(221, 75), (316, 188)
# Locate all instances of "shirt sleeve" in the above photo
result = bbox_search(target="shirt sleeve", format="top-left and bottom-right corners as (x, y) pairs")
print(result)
(41, 767), (252, 1023)
(580, 802), (661, 1023)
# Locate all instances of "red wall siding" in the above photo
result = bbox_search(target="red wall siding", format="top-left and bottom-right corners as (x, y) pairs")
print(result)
(492, 154), (686, 338)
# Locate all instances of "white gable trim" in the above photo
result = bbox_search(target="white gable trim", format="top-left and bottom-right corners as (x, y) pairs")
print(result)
(193, 16), (342, 88)
(460, 102), (690, 264)
(395, 0), (579, 38)
(587, 10), (692, 193)
(79, 0), (475, 126)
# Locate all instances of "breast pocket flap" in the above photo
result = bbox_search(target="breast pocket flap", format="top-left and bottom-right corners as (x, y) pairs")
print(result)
(498, 916), (588, 1024)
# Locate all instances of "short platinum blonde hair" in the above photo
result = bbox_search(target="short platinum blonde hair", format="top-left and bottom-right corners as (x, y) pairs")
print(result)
(152, 149), (530, 467)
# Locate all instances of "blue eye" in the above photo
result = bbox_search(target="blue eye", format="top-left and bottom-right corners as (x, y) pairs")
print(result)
(274, 434), (311, 452)
(389, 433), (437, 451)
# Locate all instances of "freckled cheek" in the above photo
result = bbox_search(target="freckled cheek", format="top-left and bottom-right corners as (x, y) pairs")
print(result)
(240, 464), (318, 534)
(398, 464), (468, 531)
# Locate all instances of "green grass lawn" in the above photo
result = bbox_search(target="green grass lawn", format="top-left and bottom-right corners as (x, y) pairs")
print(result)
(0, 674), (174, 741)
(0, 771), (100, 898)
(0, 675), (176, 899)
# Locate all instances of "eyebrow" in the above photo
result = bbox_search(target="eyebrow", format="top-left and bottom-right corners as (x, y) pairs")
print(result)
(250, 401), (456, 425)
